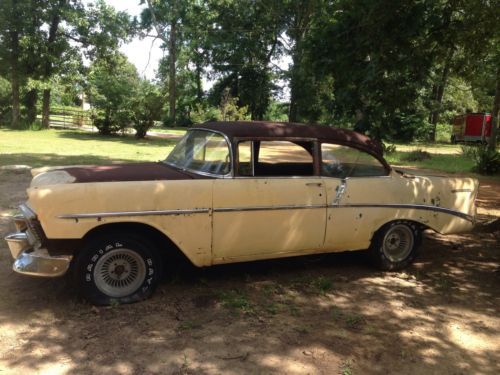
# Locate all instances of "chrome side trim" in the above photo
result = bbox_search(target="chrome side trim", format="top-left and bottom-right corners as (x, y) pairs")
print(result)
(214, 204), (325, 213)
(328, 203), (474, 222)
(59, 208), (210, 219)
(58, 203), (472, 221)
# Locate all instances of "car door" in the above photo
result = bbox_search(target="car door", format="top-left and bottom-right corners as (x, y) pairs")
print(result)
(212, 140), (327, 264)
(320, 143), (391, 251)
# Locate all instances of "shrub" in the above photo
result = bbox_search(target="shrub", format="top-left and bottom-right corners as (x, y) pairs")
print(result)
(383, 143), (397, 155)
(132, 82), (163, 139)
(471, 146), (500, 175)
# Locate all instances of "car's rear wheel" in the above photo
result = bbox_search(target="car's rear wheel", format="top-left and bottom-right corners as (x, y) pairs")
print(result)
(370, 221), (421, 270)
(74, 232), (162, 305)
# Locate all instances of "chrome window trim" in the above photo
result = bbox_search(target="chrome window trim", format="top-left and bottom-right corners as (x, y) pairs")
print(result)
(164, 128), (234, 178)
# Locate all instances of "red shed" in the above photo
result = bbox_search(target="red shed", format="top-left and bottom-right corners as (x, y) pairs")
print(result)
(451, 113), (492, 144)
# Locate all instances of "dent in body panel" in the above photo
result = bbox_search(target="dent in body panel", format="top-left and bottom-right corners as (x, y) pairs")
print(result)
(322, 172), (477, 251)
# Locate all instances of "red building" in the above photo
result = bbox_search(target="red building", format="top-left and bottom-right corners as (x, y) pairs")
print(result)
(451, 113), (492, 144)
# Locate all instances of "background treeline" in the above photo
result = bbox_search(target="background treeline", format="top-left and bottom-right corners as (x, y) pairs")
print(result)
(0, 0), (498, 145)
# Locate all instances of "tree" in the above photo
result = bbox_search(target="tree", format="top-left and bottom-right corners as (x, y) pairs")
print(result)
(87, 53), (140, 135)
(142, 0), (187, 124)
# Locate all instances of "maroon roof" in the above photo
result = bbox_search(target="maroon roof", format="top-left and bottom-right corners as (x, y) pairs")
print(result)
(196, 121), (384, 157)
(63, 162), (211, 183)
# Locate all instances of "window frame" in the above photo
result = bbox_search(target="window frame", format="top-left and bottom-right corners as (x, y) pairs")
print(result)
(165, 128), (234, 178)
(234, 137), (321, 178)
(319, 142), (391, 179)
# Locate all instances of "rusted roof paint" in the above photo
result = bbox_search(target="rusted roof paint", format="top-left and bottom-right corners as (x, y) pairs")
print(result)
(196, 121), (385, 157)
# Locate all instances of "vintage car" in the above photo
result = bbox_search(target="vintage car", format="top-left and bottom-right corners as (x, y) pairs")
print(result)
(5, 121), (478, 304)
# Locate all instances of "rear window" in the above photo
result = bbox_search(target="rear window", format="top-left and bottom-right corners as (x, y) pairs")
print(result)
(321, 143), (386, 178)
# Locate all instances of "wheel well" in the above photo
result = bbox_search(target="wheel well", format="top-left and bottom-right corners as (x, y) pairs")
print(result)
(82, 222), (192, 265)
(372, 219), (428, 241)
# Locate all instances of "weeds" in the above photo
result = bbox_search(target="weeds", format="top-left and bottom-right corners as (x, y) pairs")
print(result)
(311, 276), (333, 295)
(471, 146), (500, 175)
(340, 359), (354, 375)
(218, 289), (253, 313)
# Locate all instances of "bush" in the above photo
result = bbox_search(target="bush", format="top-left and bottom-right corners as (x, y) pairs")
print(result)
(132, 82), (163, 139)
(471, 146), (500, 175)
(383, 143), (397, 155)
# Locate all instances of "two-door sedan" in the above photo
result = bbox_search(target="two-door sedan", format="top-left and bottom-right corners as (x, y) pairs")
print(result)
(5, 121), (478, 304)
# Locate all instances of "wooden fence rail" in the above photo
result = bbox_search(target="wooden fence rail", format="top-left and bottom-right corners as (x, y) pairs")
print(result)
(37, 107), (93, 129)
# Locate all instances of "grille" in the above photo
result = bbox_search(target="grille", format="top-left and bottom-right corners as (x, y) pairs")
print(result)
(26, 218), (46, 247)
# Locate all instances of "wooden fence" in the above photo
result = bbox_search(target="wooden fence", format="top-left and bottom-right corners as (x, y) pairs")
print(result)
(38, 107), (93, 129)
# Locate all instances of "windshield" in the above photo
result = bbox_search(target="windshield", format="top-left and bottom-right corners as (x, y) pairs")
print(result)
(165, 130), (231, 176)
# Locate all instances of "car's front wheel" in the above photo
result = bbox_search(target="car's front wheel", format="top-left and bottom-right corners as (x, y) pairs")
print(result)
(74, 232), (162, 305)
(370, 221), (421, 270)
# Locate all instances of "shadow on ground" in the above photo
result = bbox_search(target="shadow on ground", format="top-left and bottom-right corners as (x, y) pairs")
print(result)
(0, 171), (498, 374)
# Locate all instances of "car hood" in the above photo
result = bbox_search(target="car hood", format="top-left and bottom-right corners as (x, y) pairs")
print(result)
(30, 162), (207, 188)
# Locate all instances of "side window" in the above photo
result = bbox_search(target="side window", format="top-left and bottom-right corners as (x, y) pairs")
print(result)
(238, 140), (314, 177)
(321, 143), (386, 178)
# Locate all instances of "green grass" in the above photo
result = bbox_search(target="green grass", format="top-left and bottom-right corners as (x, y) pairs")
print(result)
(150, 126), (188, 135)
(0, 127), (491, 176)
(0, 128), (177, 167)
(385, 150), (475, 174)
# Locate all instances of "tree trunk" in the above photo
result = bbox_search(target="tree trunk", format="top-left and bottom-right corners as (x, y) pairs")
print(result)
(195, 59), (203, 102)
(488, 66), (500, 151)
(41, 1), (63, 128)
(10, 71), (20, 128)
(24, 89), (38, 124)
(429, 49), (454, 142)
(168, 22), (177, 124)
(42, 89), (51, 128)
(9, 0), (21, 128)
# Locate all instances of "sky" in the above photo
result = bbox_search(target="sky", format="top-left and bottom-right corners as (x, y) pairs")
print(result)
(97, 0), (290, 99)
(103, 0), (164, 80)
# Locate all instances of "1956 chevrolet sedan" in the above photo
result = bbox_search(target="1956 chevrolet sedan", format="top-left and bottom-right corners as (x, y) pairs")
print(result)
(5, 121), (478, 304)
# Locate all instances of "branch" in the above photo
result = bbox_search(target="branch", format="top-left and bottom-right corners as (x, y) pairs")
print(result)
(145, 0), (168, 44)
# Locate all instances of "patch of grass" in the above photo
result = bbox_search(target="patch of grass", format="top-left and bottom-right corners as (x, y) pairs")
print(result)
(150, 126), (188, 135)
(0, 128), (176, 167)
(311, 276), (333, 295)
(386, 150), (475, 174)
(178, 320), (202, 331)
(344, 313), (364, 329)
(340, 359), (354, 375)
(218, 289), (253, 313)
(402, 149), (432, 162)
(331, 306), (365, 330)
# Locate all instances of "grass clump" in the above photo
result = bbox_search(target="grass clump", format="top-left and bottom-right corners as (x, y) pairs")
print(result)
(403, 149), (432, 162)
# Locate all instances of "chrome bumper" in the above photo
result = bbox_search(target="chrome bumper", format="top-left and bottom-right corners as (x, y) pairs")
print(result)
(5, 231), (72, 277)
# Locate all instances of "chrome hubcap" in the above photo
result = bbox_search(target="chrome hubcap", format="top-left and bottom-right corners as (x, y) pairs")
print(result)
(94, 249), (146, 298)
(382, 224), (414, 262)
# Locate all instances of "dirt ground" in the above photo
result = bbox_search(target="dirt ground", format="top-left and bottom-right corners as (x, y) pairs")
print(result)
(0, 168), (498, 375)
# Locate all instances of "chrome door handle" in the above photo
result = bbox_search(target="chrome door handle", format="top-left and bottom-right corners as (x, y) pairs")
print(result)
(306, 182), (323, 187)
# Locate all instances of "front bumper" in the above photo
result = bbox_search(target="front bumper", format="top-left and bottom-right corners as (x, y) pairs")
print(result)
(5, 231), (72, 277)
(4, 205), (73, 277)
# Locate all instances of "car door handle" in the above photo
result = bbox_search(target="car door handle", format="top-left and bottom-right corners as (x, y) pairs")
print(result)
(306, 182), (323, 187)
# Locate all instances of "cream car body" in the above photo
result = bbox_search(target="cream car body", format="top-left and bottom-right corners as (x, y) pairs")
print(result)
(5, 121), (478, 304)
